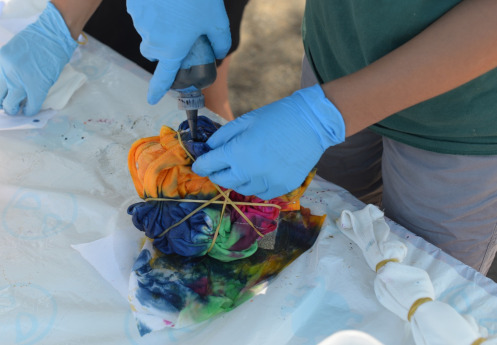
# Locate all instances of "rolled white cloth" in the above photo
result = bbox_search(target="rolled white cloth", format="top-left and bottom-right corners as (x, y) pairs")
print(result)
(336, 205), (407, 271)
(337, 205), (495, 345)
(411, 301), (491, 345)
(374, 261), (435, 321)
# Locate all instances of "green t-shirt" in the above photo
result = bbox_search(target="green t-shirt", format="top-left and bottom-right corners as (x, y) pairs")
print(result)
(302, 0), (497, 155)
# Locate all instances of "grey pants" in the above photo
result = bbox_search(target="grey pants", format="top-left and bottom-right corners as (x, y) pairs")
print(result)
(301, 57), (497, 275)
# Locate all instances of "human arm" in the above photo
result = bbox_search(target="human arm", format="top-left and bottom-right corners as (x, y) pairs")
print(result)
(193, 0), (497, 199)
(51, 0), (102, 40)
(324, 0), (497, 136)
(0, 0), (101, 115)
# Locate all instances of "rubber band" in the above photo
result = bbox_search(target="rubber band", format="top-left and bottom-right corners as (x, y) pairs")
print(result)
(407, 297), (433, 322)
(156, 191), (228, 238)
(77, 32), (88, 45)
(148, 131), (284, 250)
(375, 258), (399, 272)
(471, 338), (488, 345)
(211, 183), (265, 237)
(145, 197), (281, 209)
(207, 192), (229, 253)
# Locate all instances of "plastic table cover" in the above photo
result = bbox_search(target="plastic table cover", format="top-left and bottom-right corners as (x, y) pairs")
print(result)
(0, 14), (497, 345)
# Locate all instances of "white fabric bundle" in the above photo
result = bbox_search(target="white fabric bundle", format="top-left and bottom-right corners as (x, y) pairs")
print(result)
(337, 205), (407, 271)
(336, 205), (496, 345)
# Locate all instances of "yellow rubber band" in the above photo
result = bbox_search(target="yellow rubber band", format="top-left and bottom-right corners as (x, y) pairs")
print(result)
(77, 32), (88, 45)
(176, 131), (196, 162)
(177, 131), (272, 237)
(471, 338), (487, 345)
(212, 184), (265, 237)
(407, 297), (433, 322)
(206, 194), (229, 253)
(156, 192), (227, 238)
(149, 131), (282, 249)
(145, 197), (281, 209)
(375, 258), (399, 272)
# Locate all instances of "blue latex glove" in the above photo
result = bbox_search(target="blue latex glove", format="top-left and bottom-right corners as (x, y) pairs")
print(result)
(193, 84), (346, 200)
(126, 0), (231, 105)
(0, 2), (77, 116)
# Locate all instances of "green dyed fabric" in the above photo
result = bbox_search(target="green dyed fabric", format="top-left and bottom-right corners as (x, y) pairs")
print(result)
(302, 0), (497, 155)
(203, 208), (259, 261)
(129, 208), (325, 334)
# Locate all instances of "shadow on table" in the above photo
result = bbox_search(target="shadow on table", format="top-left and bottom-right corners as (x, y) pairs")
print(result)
(488, 257), (497, 282)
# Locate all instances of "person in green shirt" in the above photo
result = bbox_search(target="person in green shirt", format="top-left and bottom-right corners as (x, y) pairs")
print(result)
(297, 0), (497, 274)
(191, 0), (497, 275)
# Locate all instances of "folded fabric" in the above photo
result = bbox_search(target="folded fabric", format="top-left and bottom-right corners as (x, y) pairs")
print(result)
(337, 205), (407, 271)
(336, 205), (496, 345)
(127, 116), (313, 261)
(126, 116), (326, 334)
(129, 207), (325, 334)
(376, 262), (494, 345)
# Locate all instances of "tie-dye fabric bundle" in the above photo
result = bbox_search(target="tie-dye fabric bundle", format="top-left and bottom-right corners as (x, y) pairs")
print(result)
(127, 116), (312, 262)
(129, 207), (325, 334)
(126, 116), (326, 334)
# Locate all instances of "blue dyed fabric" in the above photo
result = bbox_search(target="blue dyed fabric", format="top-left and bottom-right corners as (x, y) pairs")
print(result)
(128, 200), (218, 257)
(127, 116), (223, 257)
(178, 115), (220, 158)
(127, 115), (290, 261)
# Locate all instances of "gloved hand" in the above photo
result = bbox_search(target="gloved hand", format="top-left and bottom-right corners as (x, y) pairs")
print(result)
(193, 84), (346, 200)
(126, 0), (231, 105)
(0, 2), (77, 116)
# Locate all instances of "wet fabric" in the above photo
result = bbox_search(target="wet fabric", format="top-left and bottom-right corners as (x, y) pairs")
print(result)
(129, 208), (325, 334)
(126, 116), (326, 334)
(127, 116), (313, 261)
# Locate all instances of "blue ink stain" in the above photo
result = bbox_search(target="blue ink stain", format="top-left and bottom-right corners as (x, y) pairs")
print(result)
(2, 188), (78, 240)
(16, 312), (39, 343)
(0, 284), (57, 345)
(32, 119), (40, 123)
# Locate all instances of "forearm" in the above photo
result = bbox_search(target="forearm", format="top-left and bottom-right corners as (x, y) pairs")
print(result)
(51, 0), (102, 40)
(322, 0), (497, 137)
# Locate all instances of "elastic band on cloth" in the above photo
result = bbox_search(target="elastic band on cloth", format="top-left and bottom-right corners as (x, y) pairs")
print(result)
(471, 338), (488, 345)
(144, 131), (282, 253)
(407, 297), (433, 322)
(375, 258), (399, 272)
(77, 32), (88, 45)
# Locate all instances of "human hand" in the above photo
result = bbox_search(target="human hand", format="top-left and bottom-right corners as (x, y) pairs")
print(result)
(0, 2), (77, 116)
(193, 84), (346, 200)
(126, 0), (231, 105)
